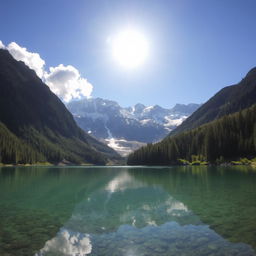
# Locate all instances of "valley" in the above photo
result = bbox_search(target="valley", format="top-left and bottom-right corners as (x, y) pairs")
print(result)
(67, 98), (200, 155)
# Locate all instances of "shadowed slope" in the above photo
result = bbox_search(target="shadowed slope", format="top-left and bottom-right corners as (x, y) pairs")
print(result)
(0, 49), (121, 164)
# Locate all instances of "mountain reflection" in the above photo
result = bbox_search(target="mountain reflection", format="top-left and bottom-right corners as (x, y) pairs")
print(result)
(36, 169), (256, 256)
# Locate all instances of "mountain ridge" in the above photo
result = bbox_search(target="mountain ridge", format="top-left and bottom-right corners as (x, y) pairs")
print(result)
(66, 98), (200, 155)
(128, 103), (256, 165)
(127, 67), (256, 165)
(0, 49), (120, 164)
(170, 67), (256, 136)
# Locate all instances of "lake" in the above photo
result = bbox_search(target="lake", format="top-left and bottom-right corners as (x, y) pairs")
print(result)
(0, 166), (256, 256)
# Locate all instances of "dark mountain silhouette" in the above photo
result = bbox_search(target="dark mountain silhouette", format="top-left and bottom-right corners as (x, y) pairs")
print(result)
(170, 68), (256, 136)
(0, 49), (120, 164)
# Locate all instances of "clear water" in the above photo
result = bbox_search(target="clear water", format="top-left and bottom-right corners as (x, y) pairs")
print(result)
(0, 166), (256, 256)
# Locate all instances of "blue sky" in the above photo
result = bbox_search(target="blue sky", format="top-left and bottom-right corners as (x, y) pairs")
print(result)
(1, 0), (256, 107)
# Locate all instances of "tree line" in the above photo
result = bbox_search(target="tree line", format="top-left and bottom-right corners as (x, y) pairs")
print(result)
(0, 122), (107, 165)
(127, 104), (256, 165)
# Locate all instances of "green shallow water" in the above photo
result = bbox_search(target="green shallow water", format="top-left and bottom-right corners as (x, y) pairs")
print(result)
(0, 166), (256, 256)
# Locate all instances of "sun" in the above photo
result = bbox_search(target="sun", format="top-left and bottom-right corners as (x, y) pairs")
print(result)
(111, 29), (149, 69)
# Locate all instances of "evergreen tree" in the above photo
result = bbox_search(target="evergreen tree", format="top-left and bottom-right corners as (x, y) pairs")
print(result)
(127, 104), (256, 165)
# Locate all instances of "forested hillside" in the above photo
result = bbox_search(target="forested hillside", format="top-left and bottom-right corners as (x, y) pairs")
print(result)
(127, 104), (256, 165)
(170, 67), (256, 136)
(0, 49), (120, 165)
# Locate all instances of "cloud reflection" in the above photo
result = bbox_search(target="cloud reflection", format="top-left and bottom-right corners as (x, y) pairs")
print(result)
(105, 172), (144, 193)
(35, 228), (92, 256)
(35, 171), (256, 256)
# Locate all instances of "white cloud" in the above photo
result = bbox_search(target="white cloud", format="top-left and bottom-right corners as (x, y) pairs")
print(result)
(7, 42), (45, 78)
(2, 40), (93, 101)
(44, 64), (93, 102)
(0, 40), (5, 49)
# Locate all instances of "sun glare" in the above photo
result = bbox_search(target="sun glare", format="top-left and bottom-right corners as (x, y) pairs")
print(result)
(111, 29), (149, 69)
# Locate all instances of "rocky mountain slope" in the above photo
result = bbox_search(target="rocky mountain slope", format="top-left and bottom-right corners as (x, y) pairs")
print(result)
(66, 98), (200, 156)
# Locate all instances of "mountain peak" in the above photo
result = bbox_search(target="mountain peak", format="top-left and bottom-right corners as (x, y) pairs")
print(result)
(171, 103), (201, 115)
(170, 67), (256, 136)
(245, 67), (256, 81)
(134, 103), (146, 109)
(152, 104), (164, 110)
(133, 103), (146, 114)
(0, 49), (120, 164)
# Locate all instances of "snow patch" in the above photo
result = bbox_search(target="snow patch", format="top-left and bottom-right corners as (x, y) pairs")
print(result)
(140, 119), (154, 125)
(104, 123), (146, 156)
(164, 115), (187, 127)
(143, 105), (154, 113)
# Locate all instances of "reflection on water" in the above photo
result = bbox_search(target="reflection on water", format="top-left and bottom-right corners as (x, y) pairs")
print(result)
(35, 228), (92, 256)
(105, 171), (141, 193)
(65, 183), (198, 234)
(37, 222), (256, 256)
(0, 166), (256, 256)
(36, 168), (255, 256)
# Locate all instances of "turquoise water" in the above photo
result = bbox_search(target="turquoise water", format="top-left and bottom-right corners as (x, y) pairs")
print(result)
(0, 166), (256, 256)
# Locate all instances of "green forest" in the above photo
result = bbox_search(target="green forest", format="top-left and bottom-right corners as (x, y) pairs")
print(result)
(0, 122), (108, 165)
(127, 104), (256, 165)
(0, 49), (121, 165)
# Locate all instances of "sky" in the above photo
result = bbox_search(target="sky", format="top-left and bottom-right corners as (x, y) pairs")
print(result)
(1, 0), (256, 108)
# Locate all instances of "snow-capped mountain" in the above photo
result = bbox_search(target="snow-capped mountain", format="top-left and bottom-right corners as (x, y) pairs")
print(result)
(66, 98), (200, 156)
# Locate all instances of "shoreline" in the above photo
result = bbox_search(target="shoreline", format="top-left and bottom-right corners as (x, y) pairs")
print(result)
(0, 161), (256, 168)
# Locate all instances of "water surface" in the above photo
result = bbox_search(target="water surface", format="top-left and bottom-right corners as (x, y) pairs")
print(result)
(0, 166), (256, 256)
